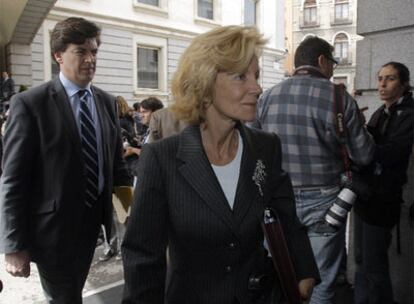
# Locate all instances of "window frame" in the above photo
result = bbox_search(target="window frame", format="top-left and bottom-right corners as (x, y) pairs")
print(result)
(243, 0), (258, 26)
(194, 0), (221, 25)
(334, 0), (349, 21)
(133, 34), (168, 97)
(333, 33), (350, 65)
(137, 46), (160, 90)
(133, 0), (168, 16)
(302, 0), (318, 27)
(137, 0), (159, 5)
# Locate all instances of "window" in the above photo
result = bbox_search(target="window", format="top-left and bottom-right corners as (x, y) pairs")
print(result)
(137, 47), (159, 89)
(303, 0), (317, 25)
(134, 0), (168, 15)
(335, 0), (349, 21)
(244, 0), (257, 25)
(137, 0), (159, 5)
(198, 0), (213, 20)
(334, 33), (349, 64)
(133, 34), (167, 96)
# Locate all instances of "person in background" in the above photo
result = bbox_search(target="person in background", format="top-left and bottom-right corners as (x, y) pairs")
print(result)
(0, 71), (15, 101)
(147, 107), (188, 143)
(252, 36), (375, 304)
(0, 17), (130, 303)
(353, 62), (414, 304)
(99, 95), (137, 262)
(122, 25), (319, 304)
(132, 101), (147, 140)
(0, 71), (15, 113)
(116, 96), (141, 171)
(138, 96), (164, 143)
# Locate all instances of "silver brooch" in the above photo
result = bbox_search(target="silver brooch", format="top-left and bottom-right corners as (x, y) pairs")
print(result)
(252, 159), (266, 196)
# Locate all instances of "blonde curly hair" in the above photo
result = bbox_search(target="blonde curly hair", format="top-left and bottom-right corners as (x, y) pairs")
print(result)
(170, 26), (267, 124)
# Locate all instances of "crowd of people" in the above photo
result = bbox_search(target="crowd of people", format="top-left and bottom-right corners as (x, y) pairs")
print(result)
(0, 16), (413, 304)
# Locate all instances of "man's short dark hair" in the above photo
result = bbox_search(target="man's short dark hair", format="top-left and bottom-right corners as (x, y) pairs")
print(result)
(140, 97), (164, 112)
(50, 17), (101, 59)
(294, 36), (335, 68)
(132, 102), (141, 111)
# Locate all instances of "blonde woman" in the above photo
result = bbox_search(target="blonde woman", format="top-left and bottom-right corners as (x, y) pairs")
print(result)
(122, 26), (319, 304)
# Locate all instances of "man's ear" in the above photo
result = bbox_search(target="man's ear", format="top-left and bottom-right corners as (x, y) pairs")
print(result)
(54, 52), (63, 64)
(317, 54), (325, 69)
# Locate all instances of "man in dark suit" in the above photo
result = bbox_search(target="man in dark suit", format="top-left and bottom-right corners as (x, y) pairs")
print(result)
(0, 71), (15, 101)
(0, 17), (130, 303)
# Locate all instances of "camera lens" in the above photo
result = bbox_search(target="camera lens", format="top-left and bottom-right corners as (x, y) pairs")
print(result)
(325, 188), (356, 227)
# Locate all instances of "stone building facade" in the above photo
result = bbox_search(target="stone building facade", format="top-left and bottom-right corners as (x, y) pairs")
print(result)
(286, 0), (359, 93)
(1, 0), (287, 105)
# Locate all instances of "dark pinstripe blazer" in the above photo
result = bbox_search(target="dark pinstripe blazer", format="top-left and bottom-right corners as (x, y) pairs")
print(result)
(122, 123), (319, 304)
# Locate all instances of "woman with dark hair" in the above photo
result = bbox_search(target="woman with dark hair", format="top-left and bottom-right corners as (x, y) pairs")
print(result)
(354, 62), (414, 304)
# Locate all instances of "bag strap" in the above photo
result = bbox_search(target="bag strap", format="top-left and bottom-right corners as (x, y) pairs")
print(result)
(333, 83), (352, 180)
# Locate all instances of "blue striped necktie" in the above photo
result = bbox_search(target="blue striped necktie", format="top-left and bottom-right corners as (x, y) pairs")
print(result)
(78, 90), (99, 207)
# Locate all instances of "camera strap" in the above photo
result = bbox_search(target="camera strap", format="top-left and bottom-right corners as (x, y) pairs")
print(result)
(333, 83), (352, 181)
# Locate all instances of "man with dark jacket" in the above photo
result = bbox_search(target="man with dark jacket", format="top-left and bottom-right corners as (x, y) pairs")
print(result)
(354, 62), (414, 304)
(253, 36), (375, 304)
(0, 17), (130, 303)
(0, 71), (15, 101)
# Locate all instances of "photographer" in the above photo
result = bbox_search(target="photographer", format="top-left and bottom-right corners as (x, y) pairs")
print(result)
(353, 62), (414, 304)
(253, 36), (375, 304)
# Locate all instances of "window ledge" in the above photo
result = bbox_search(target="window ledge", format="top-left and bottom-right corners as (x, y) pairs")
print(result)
(194, 16), (220, 27)
(299, 22), (320, 28)
(331, 19), (352, 26)
(134, 89), (169, 98)
(133, 2), (168, 17)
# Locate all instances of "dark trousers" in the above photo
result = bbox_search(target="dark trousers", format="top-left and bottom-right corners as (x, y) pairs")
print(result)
(37, 201), (103, 304)
(354, 213), (394, 304)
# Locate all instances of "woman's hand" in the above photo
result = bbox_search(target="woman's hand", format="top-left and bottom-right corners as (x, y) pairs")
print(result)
(298, 277), (315, 303)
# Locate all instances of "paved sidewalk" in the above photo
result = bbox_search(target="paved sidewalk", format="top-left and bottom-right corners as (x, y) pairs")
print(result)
(0, 243), (354, 304)
(0, 202), (361, 303)
(0, 244), (123, 304)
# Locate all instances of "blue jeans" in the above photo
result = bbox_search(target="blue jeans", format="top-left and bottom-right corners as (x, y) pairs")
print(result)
(353, 213), (394, 304)
(294, 185), (345, 304)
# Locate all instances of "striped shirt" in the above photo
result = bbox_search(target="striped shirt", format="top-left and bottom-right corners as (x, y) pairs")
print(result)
(253, 70), (375, 187)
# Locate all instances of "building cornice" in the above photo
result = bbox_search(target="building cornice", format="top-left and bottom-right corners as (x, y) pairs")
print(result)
(48, 7), (198, 40)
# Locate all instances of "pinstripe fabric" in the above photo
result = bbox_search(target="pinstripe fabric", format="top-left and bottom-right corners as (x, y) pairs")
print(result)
(122, 124), (319, 304)
(78, 90), (99, 207)
(255, 74), (375, 187)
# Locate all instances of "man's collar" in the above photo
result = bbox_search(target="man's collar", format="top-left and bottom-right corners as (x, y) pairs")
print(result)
(384, 96), (405, 114)
(59, 72), (92, 98)
(293, 65), (329, 79)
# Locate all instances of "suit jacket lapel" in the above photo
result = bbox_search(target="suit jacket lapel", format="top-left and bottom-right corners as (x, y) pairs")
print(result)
(177, 125), (235, 231)
(232, 124), (262, 227)
(51, 78), (82, 157)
